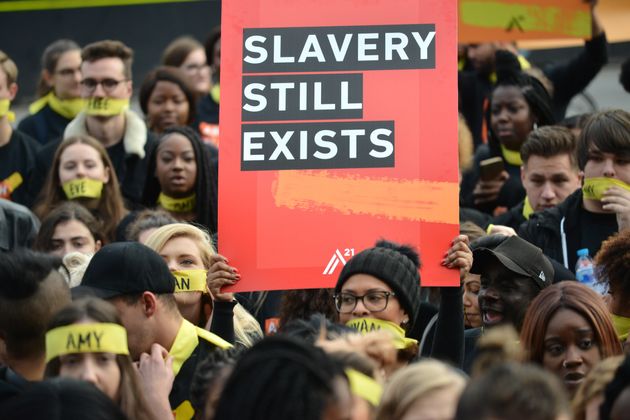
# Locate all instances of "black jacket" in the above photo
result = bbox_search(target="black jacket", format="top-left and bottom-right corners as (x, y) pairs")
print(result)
(492, 201), (526, 231)
(17, 104), (72, 145)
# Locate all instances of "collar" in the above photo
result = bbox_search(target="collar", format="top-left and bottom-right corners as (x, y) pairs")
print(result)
(158, 193), (196, 213)
(611, 313), (630, 342)
(64, 109), (148, 158)
(169, 319), (231, 376)
(522, 196), (534, 220)
(29, 92), (85, 120)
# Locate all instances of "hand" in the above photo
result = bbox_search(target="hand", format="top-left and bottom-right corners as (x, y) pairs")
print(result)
(137, 343), (175, 404)
(207, 254), (239, 302)
(487, 224), (517, 237)
(601, 187), (630, 232)
(442, 235), (473, 282)
(473, 171), (509, 205)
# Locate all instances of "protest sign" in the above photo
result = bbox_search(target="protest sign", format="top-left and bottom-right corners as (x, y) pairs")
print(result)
(459, 0), (591, 43)
(219, 0), (459, 291)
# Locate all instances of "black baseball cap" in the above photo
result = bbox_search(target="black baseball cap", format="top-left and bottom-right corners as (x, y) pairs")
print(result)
(75, 242), (175, 299)
(471, 236), (554, 290)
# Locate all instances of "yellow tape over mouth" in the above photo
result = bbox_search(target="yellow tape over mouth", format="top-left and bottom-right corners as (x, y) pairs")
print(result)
(62, 178), (104, 199)
(85, 97), (129, 116)
(158, 193), (196, 213)
(46, 323), (129, 362)
(346, 317), (418, 350)
(582, 177), (630, 201)
(172, 270), (208, 293)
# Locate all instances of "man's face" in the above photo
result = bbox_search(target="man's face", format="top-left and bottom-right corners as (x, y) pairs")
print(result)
(466, 43), (496, 74)
(477, 262), (541, 331)
(583, 146), (630, 186)
(521, 154), (581, 212)
(108, 296), (152, 360)
(80, 57), (131, 100)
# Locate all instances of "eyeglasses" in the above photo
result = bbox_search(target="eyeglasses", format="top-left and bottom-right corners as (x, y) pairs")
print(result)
(80, 78), (127, 93)
(334, 291), (396, 314)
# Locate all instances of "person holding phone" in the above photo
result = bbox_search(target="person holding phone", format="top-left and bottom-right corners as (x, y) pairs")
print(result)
(460, 51), (555, 215)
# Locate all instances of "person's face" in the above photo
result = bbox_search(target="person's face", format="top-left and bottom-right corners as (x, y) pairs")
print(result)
(158, 235), (204, 322)
(50, 219), (100, 257)
(58, 143), (110, 184)
(59, 352), (121, 402)
(155, 133), (197, 197)
(490, 85), (536, 151)
(477, 262), (540, 331)
(338, 274), (408, 327)
(50, 50), (82, 99)
(0, 68), (17, 103)
(181, 48), (210, 95)
(146, 80), (190, 133)
(583, 146), (630, 186)
(108, 298), (151, 360)
(399, 383), (465, 420)
(80, 57), (131, 100)
(521, 154), (581, 212)
(466, 43), (496, 74)
(463, 273), (482, 328)
(542, 308), (601, 397)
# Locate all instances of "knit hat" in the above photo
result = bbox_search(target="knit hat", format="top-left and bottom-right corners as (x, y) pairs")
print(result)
(335, 240), (421, 330)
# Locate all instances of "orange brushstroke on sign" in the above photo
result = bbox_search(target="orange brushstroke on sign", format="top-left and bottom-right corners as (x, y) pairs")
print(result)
(272, 171), (459, 224)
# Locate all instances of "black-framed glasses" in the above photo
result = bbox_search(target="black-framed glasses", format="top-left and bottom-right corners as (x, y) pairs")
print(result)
(80, 78), (126, 93)
(334, 291), (396, 314)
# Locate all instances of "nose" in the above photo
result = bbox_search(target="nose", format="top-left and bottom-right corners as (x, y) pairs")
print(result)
(167, 260), (179, 271)
(164, 99), (175, 111)
(78, 358), (99, 385)
(463, 294), (472, 308)
(92, 82), (106, 97)
(563, 345), (584, 369)
(75, 163), (86, 178)
(62, 242), (73, 257)
(352, 298), (371, 318)
(478, 286), (499, 303)
(172, 157), (184, 170)
(602, 158), (616, 178)
(540, 182), (556, 200)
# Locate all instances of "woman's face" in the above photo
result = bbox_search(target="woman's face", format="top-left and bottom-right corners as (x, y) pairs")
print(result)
(58, 143), (110, 185)
(51, 49), (82, 99)
(158, 235), (205, 321)
(155, 133), (197, 197)
(463, 273), (482, 328)
(542, 308), (602, 396)
(50, 219), (100, 257)
(57, 320), (121, 402)
(181, 48), (210, 95)
(146, 80), (190, 133)
(490, 85), (536, 151)
(338, 274), (407, 327)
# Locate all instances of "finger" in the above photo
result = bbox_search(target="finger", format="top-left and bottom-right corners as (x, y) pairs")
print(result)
(209, 261), (235, 273)
(209, 254), (229, 264)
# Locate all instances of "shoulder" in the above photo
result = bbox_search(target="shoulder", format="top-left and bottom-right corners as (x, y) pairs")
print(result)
(11, 130), (41, 152)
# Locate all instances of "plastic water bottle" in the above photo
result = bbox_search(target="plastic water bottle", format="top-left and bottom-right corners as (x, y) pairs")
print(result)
(575, 248), (606, 294)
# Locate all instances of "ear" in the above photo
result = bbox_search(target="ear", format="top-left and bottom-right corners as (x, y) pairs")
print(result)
(102, 165), (111, 184)
(520, 165), (526, 183)
(124, 80), (133, 98)
(579, 170), (585, 186)
(8, 83), (17, 101)
(141, 291), (158, 318)
(94, 240), (102, 252)
(42, 69), (54, 87)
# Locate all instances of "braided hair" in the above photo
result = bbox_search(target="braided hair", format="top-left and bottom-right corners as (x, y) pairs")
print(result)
(213, 335), (348, 420)
(141, 126), (218, 235)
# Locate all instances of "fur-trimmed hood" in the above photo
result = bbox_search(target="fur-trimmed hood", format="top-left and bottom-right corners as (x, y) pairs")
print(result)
(64, 110), (148, 158)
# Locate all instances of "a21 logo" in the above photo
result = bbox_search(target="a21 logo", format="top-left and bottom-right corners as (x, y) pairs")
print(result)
(322, 248), (355, 275)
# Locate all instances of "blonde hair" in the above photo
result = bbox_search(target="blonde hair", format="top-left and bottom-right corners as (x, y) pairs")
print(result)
(144, 223), (262, 347)
(375, 359), (467, 420)
(0, 50), (18, 85)
(572, 355), (624, 420)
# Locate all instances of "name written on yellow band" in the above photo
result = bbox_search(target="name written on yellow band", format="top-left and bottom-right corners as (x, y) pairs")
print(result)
(158, 193), (197, 213)
(46, 323), (129, 362)
(62, 178), (104, 199)
(172, 270), (208, 293)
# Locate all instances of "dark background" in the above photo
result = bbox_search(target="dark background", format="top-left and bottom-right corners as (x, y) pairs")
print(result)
(0, 0), (221, 104)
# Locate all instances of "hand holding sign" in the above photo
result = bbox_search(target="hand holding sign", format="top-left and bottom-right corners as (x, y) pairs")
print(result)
(441, 235), (473, 283)
(207, 254), (240, 302)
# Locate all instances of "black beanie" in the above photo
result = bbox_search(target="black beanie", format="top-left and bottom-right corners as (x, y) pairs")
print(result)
(335, 240), (421, 330)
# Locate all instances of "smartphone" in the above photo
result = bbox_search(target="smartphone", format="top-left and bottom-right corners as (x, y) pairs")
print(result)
(479, 157), (505, 181)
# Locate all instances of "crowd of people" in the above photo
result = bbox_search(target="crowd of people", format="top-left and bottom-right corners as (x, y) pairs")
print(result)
(3, 1), (630, 419)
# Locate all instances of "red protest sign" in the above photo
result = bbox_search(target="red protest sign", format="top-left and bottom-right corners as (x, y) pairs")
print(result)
(219, 0), (459, 292)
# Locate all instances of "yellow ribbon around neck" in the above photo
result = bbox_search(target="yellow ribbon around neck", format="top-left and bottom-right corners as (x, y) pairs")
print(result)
(346, 318), (418, 350)
(583, 177), (630, 201)
(172, 270), (208, 293)
(62, 178), (104, 199)
(158, 193), (196, 213)
(29, 92), (86, 119)
(210, 84), (220, 104)
(500, 144), (522, 166)
(45, 323), (129, 362)
(522, 196), (534, 220)
(0, 99), (15, 122)
(85, 97), (129, 116)
(345, 369), (382, 407)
